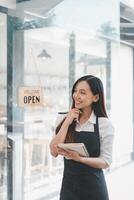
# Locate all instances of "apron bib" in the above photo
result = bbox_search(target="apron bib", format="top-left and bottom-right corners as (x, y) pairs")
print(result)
(60, 117), (109, 200)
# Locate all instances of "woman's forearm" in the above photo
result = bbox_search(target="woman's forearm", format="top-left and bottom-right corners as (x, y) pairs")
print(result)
(51, 121), (69, 144)
(57, 147), (109, 169)
(49, 121), (69, 157)
(79, 157), (109, 169)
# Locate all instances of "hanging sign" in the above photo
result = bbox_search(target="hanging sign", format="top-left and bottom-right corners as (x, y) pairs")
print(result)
(18, 87), (44, 107)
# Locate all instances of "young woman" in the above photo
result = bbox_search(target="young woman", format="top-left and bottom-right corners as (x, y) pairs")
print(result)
(50, 75), (114, 200)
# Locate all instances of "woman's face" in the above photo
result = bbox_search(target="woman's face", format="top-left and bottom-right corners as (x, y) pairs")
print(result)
(72, 81), (99, 109)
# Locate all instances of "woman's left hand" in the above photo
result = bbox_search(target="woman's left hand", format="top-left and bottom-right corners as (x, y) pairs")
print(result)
(57, 147), (82, 162)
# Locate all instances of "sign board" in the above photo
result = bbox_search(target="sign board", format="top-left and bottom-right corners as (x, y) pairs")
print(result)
(18, 87), (44, 107)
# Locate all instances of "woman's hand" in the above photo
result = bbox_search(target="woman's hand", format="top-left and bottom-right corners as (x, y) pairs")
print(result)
(57, 147), (82, 162)
(65, 108), (81, 125)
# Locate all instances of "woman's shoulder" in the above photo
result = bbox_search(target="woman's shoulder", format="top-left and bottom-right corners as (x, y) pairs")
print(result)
(98, 117), (115, 135)
(98, 116), (113, 125)
(55, 112), (68, 127)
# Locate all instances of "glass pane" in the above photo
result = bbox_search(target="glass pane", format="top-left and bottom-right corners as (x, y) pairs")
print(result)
(24, 27), (68, 200)
(0, 12), (7, 200)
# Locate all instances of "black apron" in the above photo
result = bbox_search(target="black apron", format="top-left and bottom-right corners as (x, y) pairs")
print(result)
(60, 117), (109, 200)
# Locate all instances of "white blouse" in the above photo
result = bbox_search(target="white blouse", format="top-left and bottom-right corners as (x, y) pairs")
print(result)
(55, 111), (115, 166)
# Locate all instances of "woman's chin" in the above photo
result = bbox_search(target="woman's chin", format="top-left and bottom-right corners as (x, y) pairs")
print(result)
(75, 104), (82, 109)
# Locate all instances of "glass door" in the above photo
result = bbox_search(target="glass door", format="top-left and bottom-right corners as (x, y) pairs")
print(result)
(7, 0), (128, 200)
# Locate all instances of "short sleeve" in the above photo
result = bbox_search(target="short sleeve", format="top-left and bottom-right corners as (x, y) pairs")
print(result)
(98, 118), (115, 166)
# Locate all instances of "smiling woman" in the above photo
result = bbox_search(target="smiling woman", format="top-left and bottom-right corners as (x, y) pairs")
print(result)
(73, 81), (99, 111)
(50, 75), (115, 200)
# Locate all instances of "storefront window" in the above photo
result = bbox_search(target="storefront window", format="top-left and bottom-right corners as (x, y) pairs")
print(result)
(6, 0), (133, 200)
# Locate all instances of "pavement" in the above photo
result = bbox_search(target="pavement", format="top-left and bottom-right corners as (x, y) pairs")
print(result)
(106, 162), (134, 200)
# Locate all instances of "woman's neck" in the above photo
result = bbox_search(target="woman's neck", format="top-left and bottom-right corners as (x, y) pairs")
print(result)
(80, 107), (92, 119)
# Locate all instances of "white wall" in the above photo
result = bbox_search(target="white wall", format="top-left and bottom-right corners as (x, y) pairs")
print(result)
(111, 42), (133, 165)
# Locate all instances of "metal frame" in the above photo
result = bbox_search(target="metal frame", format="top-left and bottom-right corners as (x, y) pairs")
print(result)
(7, 15), (13, 200)
(131, 48), (134, 160)
(120, 2), (134, 41)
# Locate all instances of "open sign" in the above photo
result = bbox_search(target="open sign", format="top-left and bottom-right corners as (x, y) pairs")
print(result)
(18, 87), (44, 107)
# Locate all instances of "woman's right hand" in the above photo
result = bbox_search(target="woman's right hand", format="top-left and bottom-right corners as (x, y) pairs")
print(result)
(64, 108), (80, 125)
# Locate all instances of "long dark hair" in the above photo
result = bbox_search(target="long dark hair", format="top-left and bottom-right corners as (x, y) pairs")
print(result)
(56, 75), (108, 142)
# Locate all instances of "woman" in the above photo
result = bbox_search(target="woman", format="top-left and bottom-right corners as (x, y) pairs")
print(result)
(50, 75), (114, 200)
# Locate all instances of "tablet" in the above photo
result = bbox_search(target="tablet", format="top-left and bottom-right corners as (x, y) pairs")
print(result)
(58, 143), (89, 157)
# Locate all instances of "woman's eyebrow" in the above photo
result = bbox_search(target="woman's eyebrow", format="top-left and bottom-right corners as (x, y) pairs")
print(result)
(80, 89), (86, 91)
(75, 88), (86, 91)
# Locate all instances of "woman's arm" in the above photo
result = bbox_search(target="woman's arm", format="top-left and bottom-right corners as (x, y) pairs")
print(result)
(49, 108), (80, 157)
(49, 120), (70, 157)
(57, 148), (109, 169)
(80, 157), (109, 169)
(57, 117), (114, 169)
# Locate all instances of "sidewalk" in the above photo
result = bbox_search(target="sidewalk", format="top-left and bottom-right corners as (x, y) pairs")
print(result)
(106, 162), (134, 200)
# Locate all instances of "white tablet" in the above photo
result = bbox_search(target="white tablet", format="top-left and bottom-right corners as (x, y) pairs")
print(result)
(58, 143), (89, 157)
